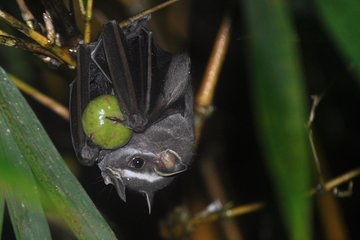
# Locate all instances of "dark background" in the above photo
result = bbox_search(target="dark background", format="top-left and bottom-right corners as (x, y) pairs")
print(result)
(0, 0), (359, 239)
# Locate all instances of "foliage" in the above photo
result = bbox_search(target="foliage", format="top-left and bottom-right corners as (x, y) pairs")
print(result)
(244, 1), (312, 239)
(0, 68), (116, 239)
(0, 0), (360, 239)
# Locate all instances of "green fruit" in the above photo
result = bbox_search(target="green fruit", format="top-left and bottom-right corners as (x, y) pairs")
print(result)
(81, 95), (133, 149)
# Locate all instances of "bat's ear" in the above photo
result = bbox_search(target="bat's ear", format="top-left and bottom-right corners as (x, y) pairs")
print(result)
(154, 150), (188, 176)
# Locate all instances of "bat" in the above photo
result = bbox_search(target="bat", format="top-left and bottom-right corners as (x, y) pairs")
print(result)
(69, 16), (194, 213)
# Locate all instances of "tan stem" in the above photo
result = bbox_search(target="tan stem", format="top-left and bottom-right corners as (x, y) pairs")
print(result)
(194, 14), (231, 143)
(9, 74), (69, 121)
(0, 9), (76, 67)
(119, 0), (180, 28)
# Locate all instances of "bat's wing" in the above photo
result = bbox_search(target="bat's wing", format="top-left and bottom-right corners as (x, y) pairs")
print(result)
(92, 16), (191, 132)
(70, 16), (191, 164)
(69, 43), (113, 165)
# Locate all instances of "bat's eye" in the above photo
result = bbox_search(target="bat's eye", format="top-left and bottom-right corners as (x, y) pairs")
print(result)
(81, 95), (133, 149)
(130, 157), (145, 169)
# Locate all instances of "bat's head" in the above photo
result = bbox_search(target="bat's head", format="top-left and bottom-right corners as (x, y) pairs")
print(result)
(97, 113), (194, 213)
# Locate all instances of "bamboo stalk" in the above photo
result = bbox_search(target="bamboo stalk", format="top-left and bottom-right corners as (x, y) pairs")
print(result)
(119, 0), (179, 28)
(309, 168), (360, 196)
(83, 0), (93, 43)
(194, 14), (231, 143)
(0, 9), (76, 67)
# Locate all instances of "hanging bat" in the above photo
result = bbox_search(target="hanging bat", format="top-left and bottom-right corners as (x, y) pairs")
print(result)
(69, 16), (194, 213)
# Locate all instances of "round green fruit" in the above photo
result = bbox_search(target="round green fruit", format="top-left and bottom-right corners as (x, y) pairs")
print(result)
(81, 95), (133, 149)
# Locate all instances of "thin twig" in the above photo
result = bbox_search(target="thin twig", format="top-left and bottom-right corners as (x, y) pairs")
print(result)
(194, 14), (231, 143)
(305, 94), (354, 197)
(309, 168), (360, 196)
(307, 95), (326, 185)
(119, 0), (179, 28)
(9, 74), (69, 121)
(0, 30), (59, 59)
(160, 200), (263, 239)
(16, 0), (35, 28)
(43, 11), (56, 45)
(195, 15), (231, 108)
(307, 94), (323, 128)
(77, 0), (86, 16)
(0, 9), (76, 67)
(83, 0), (93, 43)
(190, 202), (265, 226)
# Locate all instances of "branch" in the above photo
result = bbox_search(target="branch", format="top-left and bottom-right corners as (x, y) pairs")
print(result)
(194, 14), (231, 143)
(309, 168), (360, 196)
(119, 0), (179, 28)
(0, 9), (76, 67)
(0, 30), (61, 62)
(9, 74), (69, 121)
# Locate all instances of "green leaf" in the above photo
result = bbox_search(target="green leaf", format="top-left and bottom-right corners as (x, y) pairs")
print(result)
(315, 0), (360, 80)
(243, 1), (312, 239)
(7, 191), (51, 240)
(0, 67), (117, 239)
(0, 109), (51, 240)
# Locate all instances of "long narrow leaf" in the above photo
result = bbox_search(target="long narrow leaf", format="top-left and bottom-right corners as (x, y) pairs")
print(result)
(243, 1), (312, 239)
(0, 110), (51, 240)
(315, 0), (360, 81)
(0, 67), (117, 239)
(7, 191), (51, 240)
